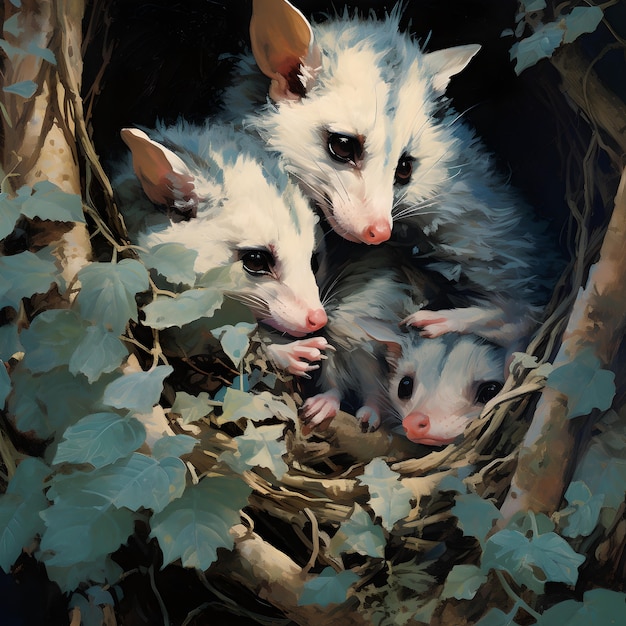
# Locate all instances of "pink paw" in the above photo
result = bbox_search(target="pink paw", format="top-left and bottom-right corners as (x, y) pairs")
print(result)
(267, 336), (333, 376)
(356, 405), (381, 432)
(402, 310), (459, 337)
(301, 389), (341, 434)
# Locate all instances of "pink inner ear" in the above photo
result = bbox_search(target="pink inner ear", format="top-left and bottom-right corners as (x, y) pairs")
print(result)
(122, 130), (196, 208)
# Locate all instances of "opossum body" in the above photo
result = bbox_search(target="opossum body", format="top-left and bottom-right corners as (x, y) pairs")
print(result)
(301, 247), (505, 445)
(113, 120), (329, 373)
(222, 0), (563, 346)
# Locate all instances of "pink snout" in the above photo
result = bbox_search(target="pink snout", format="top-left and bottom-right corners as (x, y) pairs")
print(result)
(403, 411), (457, 446)
(361, 219), (391, 244)
(403, 411), (431, 442)
(305, 308), (328, 332)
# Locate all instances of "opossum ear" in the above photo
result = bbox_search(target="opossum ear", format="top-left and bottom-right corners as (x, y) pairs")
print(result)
(250, 0), (321, 102)
(121, 128), (197, 214)
(356, 317), (404, 365)
(423, 44), (481, 94)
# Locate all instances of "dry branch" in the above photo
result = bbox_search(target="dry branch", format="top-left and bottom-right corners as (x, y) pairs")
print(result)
(500, 167), (626, 523)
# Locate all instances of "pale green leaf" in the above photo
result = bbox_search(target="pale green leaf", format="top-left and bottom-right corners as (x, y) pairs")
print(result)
(218, 388), (296, 425)
(39, 498), (136, 567)
(359, 458), (413, 531)
(21, 309), (86, 372)
(152, 434), (197, 460)
(69, 594), (103, 626)
(142, 288), (224, 330)
(573, 435), (626, 509)
(150, 475), (251, 570)
(0, 322), (23, 361)
(102, 365), (173, 413)
(452, 493), (502, 545)
(329, 504), (386, 558)
(535, 588), (626, 626)
(0, 192), (22, 239)
(441, 564), (488, 600)
(221, 422), (287, 478)
(171, 391), (215, 425)
(20, 181), (84, 222)
(211, 322), (256, 368)
(0, 249), (60, 310)
(546, 347), (615, 419)
(0, 458), (49, 571)
(2, 80), (37, 98)
(77, 259), (149, 335)
(141, 242), (197, 285)
(69, 325), (128, 383)
(9, 365), (116, 440)
(298, 567), (359, 607)
(49, 453), (186, 514)
(563, 6), (604, 45)
(561, 481), (603, 538)
(53, 413), (146, 468)
(510, 22), (564, 74)
(482, 528), (585, 593)
(40, 555), (123, 595)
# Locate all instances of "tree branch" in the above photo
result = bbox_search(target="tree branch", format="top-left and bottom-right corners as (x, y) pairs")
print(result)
(500, 167), (626, 523)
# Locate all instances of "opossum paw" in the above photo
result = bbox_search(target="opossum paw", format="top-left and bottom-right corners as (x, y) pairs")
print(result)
(402, 310), (458, 336)
(266, 337), (332, 376)
(356, 406), (381, 432)
(300, 391), (340, 435)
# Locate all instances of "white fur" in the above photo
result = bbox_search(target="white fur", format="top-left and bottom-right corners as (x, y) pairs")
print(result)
(222, 4), (563, 345)
(113, 120), (326, 337)
(301, 246), (505, 444)
(389, 333), (504, 445)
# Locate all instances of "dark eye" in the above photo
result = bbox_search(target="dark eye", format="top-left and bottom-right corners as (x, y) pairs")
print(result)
(240, 249), (274, 276)
(397, 375), (414, 400)
(395, 154), (415, 185)
(475, 381), (503, 404)
(327, 133), (362, 165)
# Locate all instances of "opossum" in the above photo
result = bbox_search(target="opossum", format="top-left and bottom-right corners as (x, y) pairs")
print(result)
(384, 330), (505, 446)
(301, 247), (505, 445)
(113, 120), (329, 374)
(221, 0), (563, 347)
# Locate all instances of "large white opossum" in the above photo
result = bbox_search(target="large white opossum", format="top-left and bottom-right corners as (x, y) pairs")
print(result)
(113, 120), (329, 374)
(301, 247), (505, 445)
(221, 0), (563, 348)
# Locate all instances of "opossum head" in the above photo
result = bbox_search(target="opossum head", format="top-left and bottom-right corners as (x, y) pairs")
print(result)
(386, 332), (505, 446)
(119, 123), (327, 337)
(245, 0), (480, 245)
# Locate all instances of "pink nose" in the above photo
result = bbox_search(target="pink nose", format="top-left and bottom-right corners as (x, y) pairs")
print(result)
(306, 308), (327, 331)
(403, 411), (430, 442)
(362, 219), (391, 244)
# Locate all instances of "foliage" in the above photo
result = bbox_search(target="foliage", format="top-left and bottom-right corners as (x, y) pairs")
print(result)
(1, 1), (624, 624)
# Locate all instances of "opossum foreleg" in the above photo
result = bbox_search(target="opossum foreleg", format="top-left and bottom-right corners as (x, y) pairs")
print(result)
(301, 388), (341, 434)
(402, 302), (539, 347)
(265, 336), (331, 377)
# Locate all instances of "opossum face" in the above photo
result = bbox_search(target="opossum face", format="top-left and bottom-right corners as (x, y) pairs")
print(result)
(119, 125), (327, 337)
(389, 334), (505, 446)
(247, 1), (479, 244)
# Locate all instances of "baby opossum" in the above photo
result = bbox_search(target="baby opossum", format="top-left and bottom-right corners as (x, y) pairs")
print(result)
(379, 329), (505, 446)
(221, 0), (563, 347)
(113, 120), (329, 374)
(301, 247), (505, 445)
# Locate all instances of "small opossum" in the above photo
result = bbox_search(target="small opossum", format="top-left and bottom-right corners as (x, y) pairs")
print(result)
(301, 247), (505, 445)
(221, 0), (563, 347)
(380, 330), (505, 446)
(113, 120), (329, 373)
